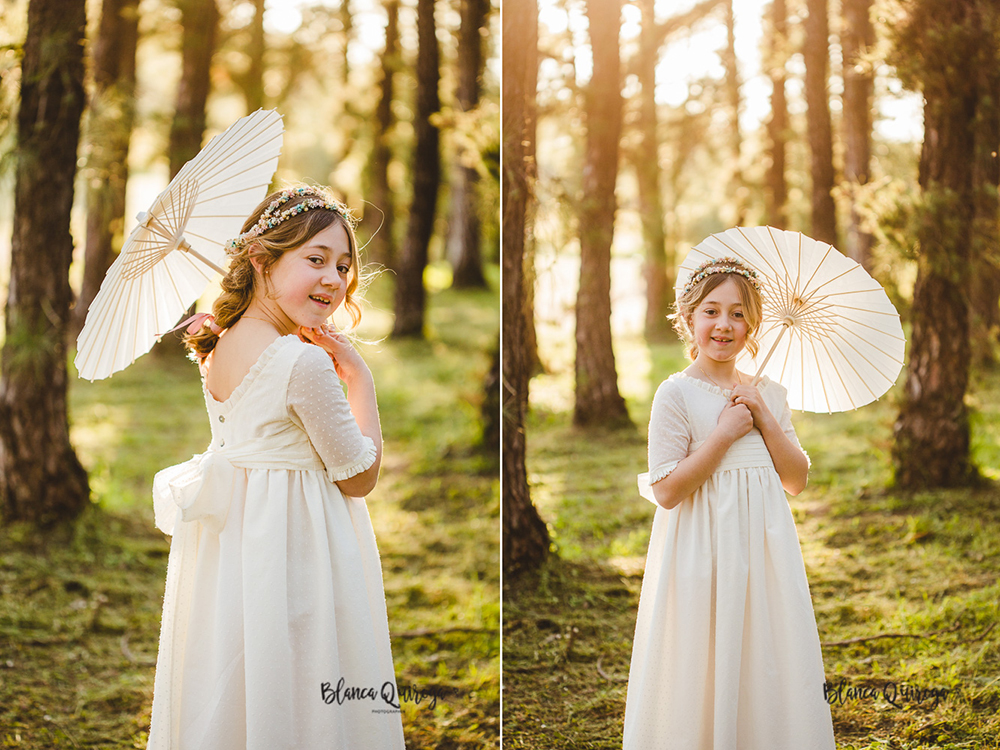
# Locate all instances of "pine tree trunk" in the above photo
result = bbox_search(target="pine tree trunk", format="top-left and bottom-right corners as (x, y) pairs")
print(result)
(481, 338), (500, 456)
(969, 42), (1000, 365)
(723, 0), (746, 226)
(341, 0), (354, 91)
(636, 0), (672, 342)
(72, 0), (139, 339)
(392, 0), (440, 338)
(169, 0), (218, 179)
(367, 0), (400, 270)
(245, 0), (265, 112)
(0, 0), (90, 525)
(448, 0), (488, 289)
(804, 0), (838, 246)
(154, 0), (218, 362)
(841, 0), (874, 270)
(892, 0), (985, 488)
(523, 202), (540, 376)
(574, 0), (630, 428)
(765, 0), (789, 228)
(502, 0), (548, 574)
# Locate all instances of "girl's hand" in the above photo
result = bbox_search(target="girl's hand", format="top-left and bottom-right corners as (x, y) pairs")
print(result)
(717, 400), (753, 443)
(298, 325), (372, 385)
(730, 383), (769, 428)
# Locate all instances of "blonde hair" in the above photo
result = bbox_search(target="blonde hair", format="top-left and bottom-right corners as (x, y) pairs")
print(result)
(185, 186), (363, 359)
(671, 270), (763, 361)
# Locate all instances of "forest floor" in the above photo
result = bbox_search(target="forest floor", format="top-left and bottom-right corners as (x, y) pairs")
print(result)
(503, 333), (1000, 750)
(0, 269), (500, 749)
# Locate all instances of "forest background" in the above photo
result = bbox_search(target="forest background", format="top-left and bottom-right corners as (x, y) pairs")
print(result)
(503, 0), (1000, 748)
(0, 0), (500, 747)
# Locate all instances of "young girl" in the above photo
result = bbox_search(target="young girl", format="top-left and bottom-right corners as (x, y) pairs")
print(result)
(623, 257), (835, 749)
(147, 186), (406, 749)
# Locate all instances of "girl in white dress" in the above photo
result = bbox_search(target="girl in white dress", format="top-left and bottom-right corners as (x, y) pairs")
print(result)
(623, 257), (836, 750)
(147, 186), (406, 749)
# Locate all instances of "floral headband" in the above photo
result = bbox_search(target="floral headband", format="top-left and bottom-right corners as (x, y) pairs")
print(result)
(225, 186), (345, 254)
(682, 256), (762, 296)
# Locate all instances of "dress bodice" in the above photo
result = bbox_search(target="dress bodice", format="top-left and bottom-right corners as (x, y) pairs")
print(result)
(638, 371), (807, 503)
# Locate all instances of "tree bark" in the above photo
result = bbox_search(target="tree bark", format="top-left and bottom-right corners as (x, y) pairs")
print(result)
(841, 0), (874, 269)
(574, 0), (630, 428)
(523, 201), (540, 376)
(635, 0), (672, 342)
(169, 0), (219, 179)
(502, 0), (549, 574)
(72, 0), (140, 339)
(340, 0), (354, 91)
(391, 0), (441, 338)
(723, 0), (746, 226)
(892, 0), (995, 488)
(367, 0), (400, 269)
(481, 337), (500, 456)
(245, 0), (266, 112)
(969, 38), (1000, 365)
(1, 0), (90, 525)
(804, 0), (838, 246)
(154, 0), (218, 362)
(764, 0), (789, 228)
(447, 0), (489, 289)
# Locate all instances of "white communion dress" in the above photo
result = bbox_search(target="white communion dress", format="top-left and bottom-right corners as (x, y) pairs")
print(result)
(146, 335), (406, 750)
(624, 373), (835, 750)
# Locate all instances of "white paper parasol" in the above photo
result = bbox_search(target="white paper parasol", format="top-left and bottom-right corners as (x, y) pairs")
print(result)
(75, 109), (284, 380)
(677, 226), (906, 413)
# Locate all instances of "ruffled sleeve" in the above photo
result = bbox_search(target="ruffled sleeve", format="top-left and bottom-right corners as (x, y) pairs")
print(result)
(774, 380), (811, 468)
(638, 378), (691, 502)
(647, 378), (691, 484)
(287, 345), (378, 483)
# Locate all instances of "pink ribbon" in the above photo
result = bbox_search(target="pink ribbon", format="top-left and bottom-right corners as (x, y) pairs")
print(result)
(158, 312), (222, 338)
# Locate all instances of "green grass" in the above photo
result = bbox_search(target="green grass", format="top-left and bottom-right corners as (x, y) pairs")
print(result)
(504, 334), (1000, 750)
(0, 270), (500, 749)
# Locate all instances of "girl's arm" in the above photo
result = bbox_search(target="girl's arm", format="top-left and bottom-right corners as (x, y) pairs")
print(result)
(730, 384), (808, 495)
(333, 368), (382, 496)
(652, 400), (753, 509)
(299, 326), (383, 496)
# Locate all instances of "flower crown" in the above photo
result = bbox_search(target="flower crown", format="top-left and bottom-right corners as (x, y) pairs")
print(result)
(225, 186), (345, 254)
(682, 256), (762, 296)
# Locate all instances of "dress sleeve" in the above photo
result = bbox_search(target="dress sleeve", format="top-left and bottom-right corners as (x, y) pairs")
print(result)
(647, 380), (691, 484)
(287, 345), (378, 482)
(775, 382), (811, 469)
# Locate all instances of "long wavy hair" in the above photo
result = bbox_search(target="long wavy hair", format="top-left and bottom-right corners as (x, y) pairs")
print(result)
(184, 186), (362, 359)
(670, 270), (763, 361)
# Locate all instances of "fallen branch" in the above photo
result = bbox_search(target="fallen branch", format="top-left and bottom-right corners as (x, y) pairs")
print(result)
(393, 626), (494, 639)
(119, 632), (156, 667)
(596, 656), (627, 683)
(120, 633), (135, 663)
(964, 621), (996, 645)
(822, 619), (962, 647)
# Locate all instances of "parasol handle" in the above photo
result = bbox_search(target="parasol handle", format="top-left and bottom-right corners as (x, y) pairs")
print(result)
(751, 319), (792, 386)
(178, 237), (227, 277)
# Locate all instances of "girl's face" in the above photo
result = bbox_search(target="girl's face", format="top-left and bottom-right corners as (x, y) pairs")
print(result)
(260, 222), (353, 331)
(690, 278), (748, 364)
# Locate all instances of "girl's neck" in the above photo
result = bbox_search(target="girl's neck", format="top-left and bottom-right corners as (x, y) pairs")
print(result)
(692, 356), (740, 389)
(241, 300), (296, 336)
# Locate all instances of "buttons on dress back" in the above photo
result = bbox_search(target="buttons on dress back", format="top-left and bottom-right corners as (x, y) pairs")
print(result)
(219, 415), (225, 423)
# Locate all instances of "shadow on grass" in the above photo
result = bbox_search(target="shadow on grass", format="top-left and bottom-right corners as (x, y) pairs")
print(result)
(503, 555), (634, 750)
